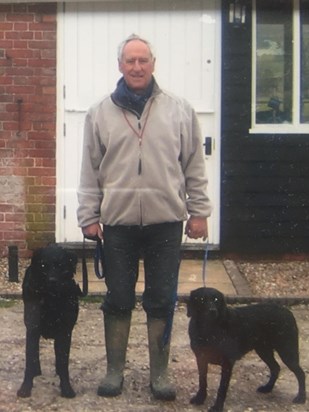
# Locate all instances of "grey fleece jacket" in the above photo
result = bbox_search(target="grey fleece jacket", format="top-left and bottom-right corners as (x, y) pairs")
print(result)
(77, 82), (212, 228)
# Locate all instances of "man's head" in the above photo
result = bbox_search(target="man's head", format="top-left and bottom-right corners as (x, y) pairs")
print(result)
(118, 34), (156, 94)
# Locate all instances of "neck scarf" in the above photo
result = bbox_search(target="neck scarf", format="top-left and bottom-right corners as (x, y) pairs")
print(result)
(111, 76), (154, 116)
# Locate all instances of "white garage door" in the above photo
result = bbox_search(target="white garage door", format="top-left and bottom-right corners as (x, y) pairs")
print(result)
(57, 0), (221, 248)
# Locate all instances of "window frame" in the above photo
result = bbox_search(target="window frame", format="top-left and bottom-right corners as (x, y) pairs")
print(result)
(250, 0), (308, 134)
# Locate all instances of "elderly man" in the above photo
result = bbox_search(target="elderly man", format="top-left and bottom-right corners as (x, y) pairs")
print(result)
(77, 34), (212, 401)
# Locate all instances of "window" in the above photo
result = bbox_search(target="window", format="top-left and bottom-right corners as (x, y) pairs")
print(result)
(251, 0), (309, 133)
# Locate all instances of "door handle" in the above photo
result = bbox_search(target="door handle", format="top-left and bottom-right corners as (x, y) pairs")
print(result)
(204, 136), (212, 155)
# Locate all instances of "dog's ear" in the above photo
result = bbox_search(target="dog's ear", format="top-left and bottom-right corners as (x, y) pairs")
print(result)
(217, 294), (229, 324)
(187, 291), (197, 317)
(187, 300), (193, 317)
(30, 248), (44, 269)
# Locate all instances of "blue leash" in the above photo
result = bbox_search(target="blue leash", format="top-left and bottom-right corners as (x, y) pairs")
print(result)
(162, 238), (209, 347)
(202, 238), (209, 287)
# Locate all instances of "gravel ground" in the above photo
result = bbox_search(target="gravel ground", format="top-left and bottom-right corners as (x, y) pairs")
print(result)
(236, 260), (309, 298)
(0, 257), (308, 411)
(1, 300), (308, 412)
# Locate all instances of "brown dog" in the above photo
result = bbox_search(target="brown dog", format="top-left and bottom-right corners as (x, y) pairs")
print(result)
(187, 287), (306, 412)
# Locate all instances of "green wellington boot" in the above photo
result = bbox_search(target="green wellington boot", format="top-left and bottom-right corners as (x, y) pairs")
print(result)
(147, 316), (176, 401)
(97, 313), (131, 397)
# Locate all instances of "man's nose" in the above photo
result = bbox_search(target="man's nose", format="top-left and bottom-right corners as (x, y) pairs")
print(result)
(133, 60), (142, 70)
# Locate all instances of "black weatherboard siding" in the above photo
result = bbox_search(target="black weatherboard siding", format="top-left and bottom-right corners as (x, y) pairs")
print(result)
(220, 0), (309, 255)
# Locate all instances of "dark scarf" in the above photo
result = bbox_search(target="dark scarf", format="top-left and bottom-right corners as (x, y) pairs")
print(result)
(111, 76), (154, 117)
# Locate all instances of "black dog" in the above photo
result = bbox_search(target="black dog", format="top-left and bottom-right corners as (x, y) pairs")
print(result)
(17, 244), (82, 398)
(187, 287), (306, 412)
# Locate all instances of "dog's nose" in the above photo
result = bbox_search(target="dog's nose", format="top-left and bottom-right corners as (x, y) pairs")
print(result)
(208, 306), (218, 317)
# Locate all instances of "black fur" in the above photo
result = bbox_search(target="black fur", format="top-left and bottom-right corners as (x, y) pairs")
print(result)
(187, 287), (306, 412)
(17, 244), (82, 398)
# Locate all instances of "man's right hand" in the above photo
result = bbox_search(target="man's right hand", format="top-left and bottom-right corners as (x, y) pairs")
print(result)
(82, 223), (103, 240)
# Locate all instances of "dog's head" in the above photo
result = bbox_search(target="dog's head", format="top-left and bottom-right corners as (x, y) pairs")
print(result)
(187, 287), (228, 324)
(29, 244), (78, 288)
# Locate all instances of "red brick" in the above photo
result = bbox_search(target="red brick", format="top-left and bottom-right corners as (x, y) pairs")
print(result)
(0, 39), (13, 48)
(5, 213), (24, 223)
(14, 22), (28, 31)
(29, 22), (55, 31)
(11, 59), (27, 67)
(20, 31), (34, 40)
(28, 40), (55, 49)
(0, 22), (13, 30)
(3, 121), (18, 130)
(7, 14), (34, 23)
(41, 176), (56, 186)
(13, 40), (28, 49)
(28, 167), (55, 177)
(0, 77), (13, 85)
(5, 31), (21, 40)
(7, 48), (34, 59)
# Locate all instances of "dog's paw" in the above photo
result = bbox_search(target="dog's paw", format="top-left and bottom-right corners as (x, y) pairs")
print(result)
(257, 383), (273, 394)
(190, 391), (206, 405)
(60, 382), (76, 398)
(293, 393), (306, 404)
(209, 405), (223, 412)
(17, 383), (32, 398)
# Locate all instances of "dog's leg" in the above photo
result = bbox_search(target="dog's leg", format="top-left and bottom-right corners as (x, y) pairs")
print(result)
(255, 347), (280, 393)
(190, 349), (208, 405)
(275, 343), (307, 404)
(210, 359), (233, 412)
(54, 332), (76, 398)
(290, 364), (306, 404)
(280, 356), (306, 403)
(17, 328), (41, 398)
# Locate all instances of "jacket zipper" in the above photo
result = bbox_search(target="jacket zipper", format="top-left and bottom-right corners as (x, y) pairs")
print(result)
(122, 100), (153, 175)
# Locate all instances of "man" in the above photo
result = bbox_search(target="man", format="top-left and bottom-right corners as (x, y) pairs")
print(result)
(77, 34), (212, 401)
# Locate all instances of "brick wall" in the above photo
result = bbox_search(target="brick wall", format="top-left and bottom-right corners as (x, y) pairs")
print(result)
(0, 3), (57, 257)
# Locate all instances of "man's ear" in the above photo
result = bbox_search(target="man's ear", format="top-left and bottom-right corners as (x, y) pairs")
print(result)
(118, 59), (124, 74)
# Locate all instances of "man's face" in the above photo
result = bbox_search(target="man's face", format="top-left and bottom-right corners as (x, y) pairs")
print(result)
(119, 40), (155, 94)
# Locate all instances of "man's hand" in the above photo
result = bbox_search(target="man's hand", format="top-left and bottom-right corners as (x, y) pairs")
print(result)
(185, 216), (208, 240)
(82, 223), (103, 240)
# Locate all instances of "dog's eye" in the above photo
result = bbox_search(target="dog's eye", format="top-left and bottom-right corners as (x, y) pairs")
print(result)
(40, 263), (47, 271)
(214, 297), (219, 303)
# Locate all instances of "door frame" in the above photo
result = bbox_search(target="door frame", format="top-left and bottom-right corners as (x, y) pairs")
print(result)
(56, 0), (222, 249)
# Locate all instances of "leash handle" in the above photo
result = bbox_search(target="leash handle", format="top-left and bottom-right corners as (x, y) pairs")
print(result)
(94, 238), (105, 279)
(81, 237), (89, 296)
(83, 235), (105, 280)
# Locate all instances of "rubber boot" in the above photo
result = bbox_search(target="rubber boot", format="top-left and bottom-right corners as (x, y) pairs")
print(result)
(147, 316), (176, 401)
(97, 312), (131, 397)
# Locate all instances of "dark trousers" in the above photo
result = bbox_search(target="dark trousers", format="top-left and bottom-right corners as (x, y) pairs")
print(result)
(101, 222), (183, 319)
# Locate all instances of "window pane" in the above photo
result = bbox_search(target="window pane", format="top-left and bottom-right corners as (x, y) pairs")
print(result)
(301, 0), (309, 123)
(255, 0), (293, 124)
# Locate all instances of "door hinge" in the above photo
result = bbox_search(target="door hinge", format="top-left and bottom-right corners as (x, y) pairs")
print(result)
(63, 123), (66, 136)
(63, 85), (66, 99)
(63, 205), (66, 219)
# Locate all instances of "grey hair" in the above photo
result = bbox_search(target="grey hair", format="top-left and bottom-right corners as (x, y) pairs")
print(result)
(117, 34), (156, 61)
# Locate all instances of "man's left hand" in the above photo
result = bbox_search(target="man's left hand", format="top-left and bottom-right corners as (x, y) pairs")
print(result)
(185, 216), (208, 240)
